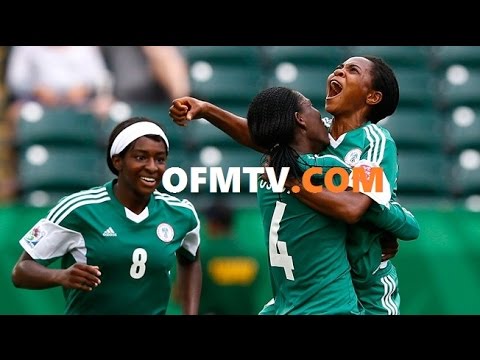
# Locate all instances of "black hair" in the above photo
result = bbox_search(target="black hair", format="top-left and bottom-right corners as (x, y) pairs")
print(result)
(106, 116), (167, 176)
(364, 56), (400, 124)
(247, 86), (304, 179)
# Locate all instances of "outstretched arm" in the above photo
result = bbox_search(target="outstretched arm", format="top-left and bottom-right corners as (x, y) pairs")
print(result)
(169, 97), (265, 153)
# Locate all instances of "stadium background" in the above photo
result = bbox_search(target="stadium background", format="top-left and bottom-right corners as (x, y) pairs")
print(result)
(1, 46), (479, 314)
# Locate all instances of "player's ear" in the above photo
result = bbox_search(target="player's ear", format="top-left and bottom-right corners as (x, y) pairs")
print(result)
(295, 111), (307, 130)
(367, 90), (382, 106)
(112, 155), (123, 172)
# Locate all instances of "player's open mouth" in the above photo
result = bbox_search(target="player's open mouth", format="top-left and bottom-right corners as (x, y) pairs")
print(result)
(141, 177), (157, 186)
(326, 80), (342, 99)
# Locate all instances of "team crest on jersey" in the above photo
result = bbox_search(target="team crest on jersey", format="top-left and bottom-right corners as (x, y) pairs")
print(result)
(23, 226), (46, 248)
(357, 164), (373, 180)
(344, 148), (362, 166)
(157, 223), (174, 243)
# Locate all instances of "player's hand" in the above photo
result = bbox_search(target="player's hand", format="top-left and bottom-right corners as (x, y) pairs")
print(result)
(169, 97), (206, 127)
(59, 263), (102, 291)
(380, 232), (399, 261)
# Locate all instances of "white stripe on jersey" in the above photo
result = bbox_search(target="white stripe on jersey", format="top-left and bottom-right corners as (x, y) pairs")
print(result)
(380, 274), (399, 315)
(368, 125), (381, 163)
(364, 124), (386, 164)
(372, 124), (386, 164)
(154, 191), (195, 209)
(48, 187), (107, 218)
(47, 188), (110, 224)
(153, 192), (183, 205)
(154, 196), (200, 226)
(52, 197), (111, 225)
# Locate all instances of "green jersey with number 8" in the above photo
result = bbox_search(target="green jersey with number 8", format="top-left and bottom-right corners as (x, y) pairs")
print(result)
(18, 180), (200, 315)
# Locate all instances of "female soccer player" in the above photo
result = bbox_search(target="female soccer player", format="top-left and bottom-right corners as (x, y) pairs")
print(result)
(12, 117), (202, 315)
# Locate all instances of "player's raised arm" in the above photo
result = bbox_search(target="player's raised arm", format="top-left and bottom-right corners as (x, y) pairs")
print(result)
(169, 96), (265, 153)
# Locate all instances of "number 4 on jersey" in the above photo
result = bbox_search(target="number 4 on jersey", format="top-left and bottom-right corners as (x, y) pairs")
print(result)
(269, 201), (295, 280)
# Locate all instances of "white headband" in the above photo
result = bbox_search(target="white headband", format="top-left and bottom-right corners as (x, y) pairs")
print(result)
(110, 121), (170, 158)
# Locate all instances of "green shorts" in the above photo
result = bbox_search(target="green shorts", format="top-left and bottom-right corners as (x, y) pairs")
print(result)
(355, 260), (400, 315)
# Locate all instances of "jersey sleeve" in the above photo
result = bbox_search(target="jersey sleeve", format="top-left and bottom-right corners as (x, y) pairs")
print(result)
(177, 199), (201, 262)
(348, 159), (391, 207)
(19, 218), (85, 266)
(361, 201), (420, 240)
(360, 125), (398, 199)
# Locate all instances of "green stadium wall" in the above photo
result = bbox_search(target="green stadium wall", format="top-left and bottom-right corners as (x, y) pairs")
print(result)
(1, 205), (479, 315)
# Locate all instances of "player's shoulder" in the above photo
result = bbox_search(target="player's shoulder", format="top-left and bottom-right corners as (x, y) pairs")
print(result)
(299, 153), (350, 169)
(46, 185), (111, 224)
(153, 190), (190, 205)
(153, 190), (199, 216)
(361, 122), (396, 144)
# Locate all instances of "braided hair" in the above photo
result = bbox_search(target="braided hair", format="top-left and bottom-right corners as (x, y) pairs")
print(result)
(247, 86), (304, 179)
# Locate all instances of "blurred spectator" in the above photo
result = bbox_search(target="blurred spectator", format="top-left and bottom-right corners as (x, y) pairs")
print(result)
(198, 201), (268, 315)
(101, 46), (190, 104)
(0, 46), (14, 203)
(1, 46), (113, 203)
(5, 46), (113, 122)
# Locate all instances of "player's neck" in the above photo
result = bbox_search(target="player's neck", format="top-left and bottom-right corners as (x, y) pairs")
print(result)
(113, 181), (149, 214)
(330, 115), (366, 139)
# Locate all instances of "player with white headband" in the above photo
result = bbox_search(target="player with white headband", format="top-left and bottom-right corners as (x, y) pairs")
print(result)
(12, 116), (202, 315)
(109, 120), (170, 158)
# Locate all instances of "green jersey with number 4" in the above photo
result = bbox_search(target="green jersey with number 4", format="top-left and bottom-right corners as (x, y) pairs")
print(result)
(18, 180), (200, 315)
(257, 154), (362, 315)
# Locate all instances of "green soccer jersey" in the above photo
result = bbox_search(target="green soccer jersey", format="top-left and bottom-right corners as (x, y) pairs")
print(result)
(323, 119), (401, 286)
(323, 119), (398, 196)
(257, 154), (362, 315)
(297, 148), (418, 283)
(19, 180), (201, 315)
